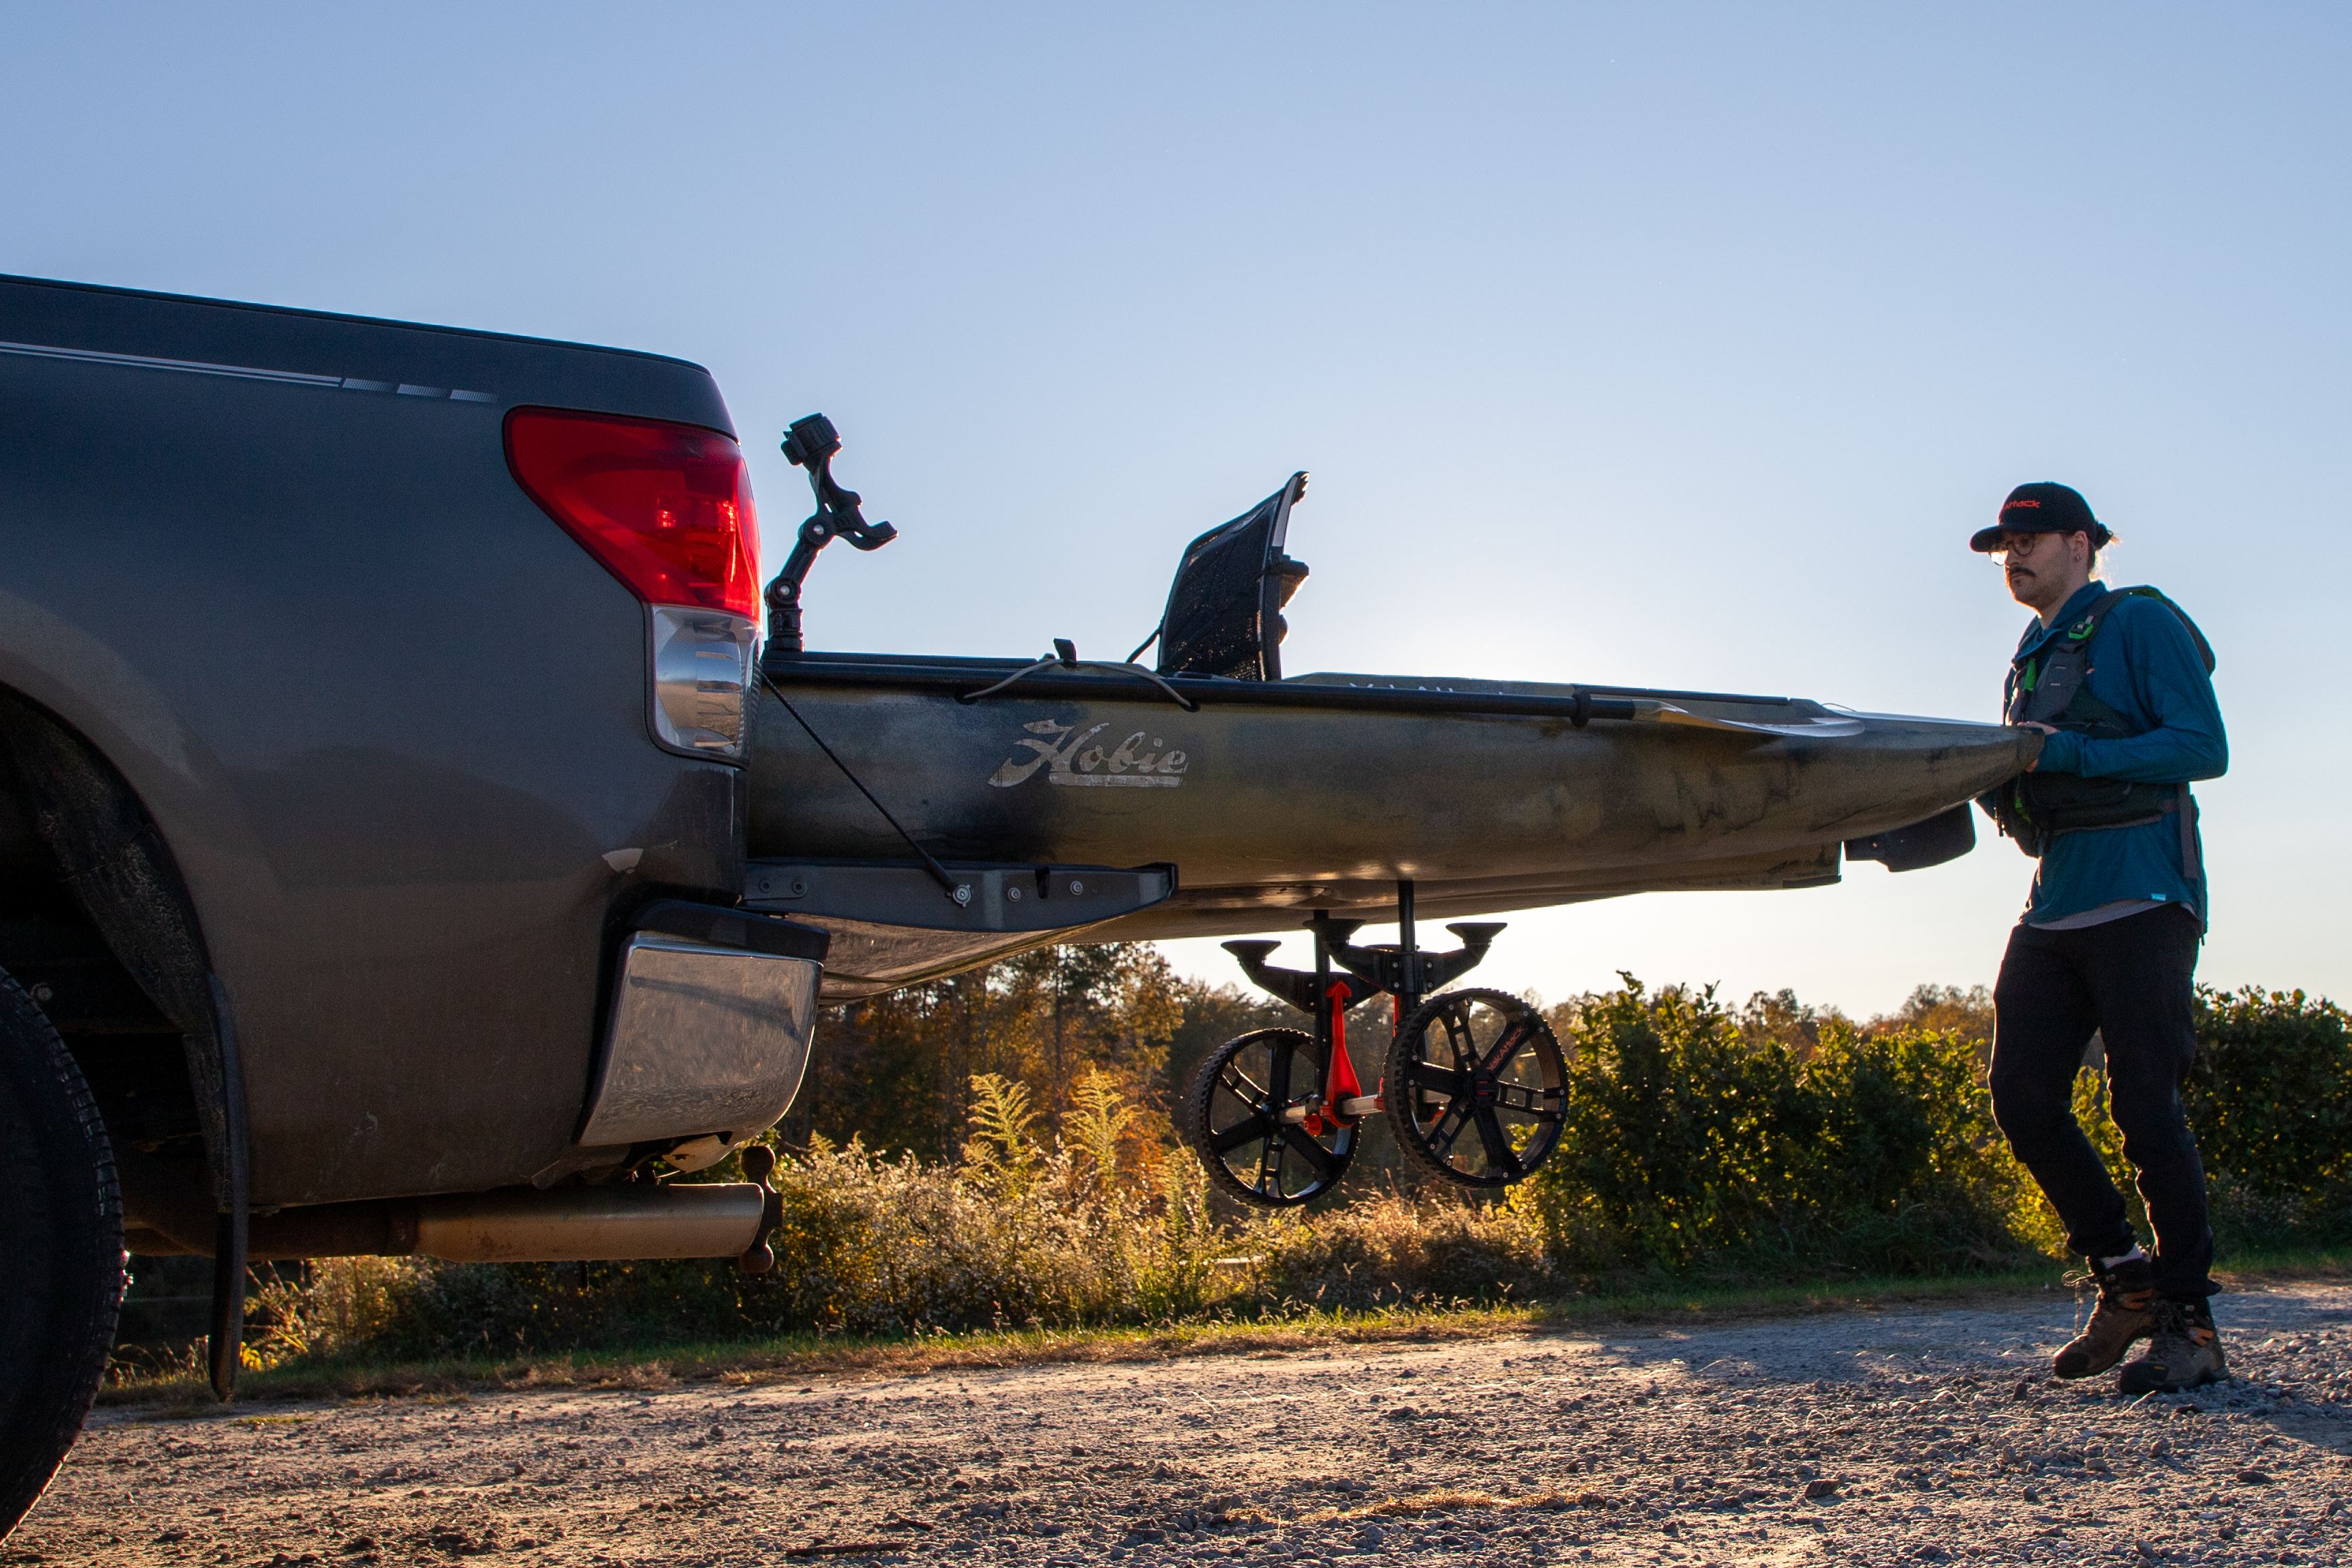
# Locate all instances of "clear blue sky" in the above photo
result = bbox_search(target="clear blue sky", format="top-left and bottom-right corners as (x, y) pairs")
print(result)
(8, 5), (2346, 1016)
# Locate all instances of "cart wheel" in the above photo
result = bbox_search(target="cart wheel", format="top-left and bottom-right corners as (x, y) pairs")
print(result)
(1184, 1028), (1354, 1207)
(1385, 988), (1565, 1188)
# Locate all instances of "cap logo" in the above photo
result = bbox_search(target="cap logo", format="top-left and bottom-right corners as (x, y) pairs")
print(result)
(2002, 498), (2042, 512)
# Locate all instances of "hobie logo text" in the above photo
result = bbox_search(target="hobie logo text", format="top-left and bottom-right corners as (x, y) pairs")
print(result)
(988, 719), (1191, 789)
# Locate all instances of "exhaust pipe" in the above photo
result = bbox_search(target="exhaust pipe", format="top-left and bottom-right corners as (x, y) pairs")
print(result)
(412, 1182), (768, 1262)
(121, 1150), (785, 1270)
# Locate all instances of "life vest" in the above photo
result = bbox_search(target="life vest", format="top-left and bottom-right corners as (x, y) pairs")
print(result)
(1982, 586), (2216, 865)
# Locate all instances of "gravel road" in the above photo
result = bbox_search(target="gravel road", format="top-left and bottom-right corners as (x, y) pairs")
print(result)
(14, 1283), (2352, 1567)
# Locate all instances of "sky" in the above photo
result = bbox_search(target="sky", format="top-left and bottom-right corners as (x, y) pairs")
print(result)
(6, 5), (2347, 1017)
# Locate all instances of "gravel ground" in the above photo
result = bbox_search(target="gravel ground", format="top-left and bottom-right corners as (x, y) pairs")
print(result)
(13, 1283), (2352, 1567)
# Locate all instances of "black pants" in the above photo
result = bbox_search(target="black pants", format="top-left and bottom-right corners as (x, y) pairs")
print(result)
(1989, 904), (2213, 1298)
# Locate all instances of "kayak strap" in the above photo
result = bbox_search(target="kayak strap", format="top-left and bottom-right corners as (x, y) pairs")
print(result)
(957, 646), (1200, 711)
(758, 666), (969, 903)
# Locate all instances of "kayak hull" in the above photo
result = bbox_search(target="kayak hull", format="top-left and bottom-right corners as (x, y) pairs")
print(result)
(748, 657), (2036, 952)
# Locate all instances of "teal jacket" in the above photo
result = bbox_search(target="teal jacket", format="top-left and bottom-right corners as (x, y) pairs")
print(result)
(2009, 580), (2228, 926)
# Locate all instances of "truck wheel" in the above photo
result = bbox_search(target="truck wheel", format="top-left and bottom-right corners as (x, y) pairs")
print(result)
(0, 970), (126, 1541)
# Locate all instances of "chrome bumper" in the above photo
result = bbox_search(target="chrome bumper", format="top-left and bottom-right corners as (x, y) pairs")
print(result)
(579, 903), (828, 1148)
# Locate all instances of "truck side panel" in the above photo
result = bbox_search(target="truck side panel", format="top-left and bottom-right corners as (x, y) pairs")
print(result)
(0, 278), (748, 1205)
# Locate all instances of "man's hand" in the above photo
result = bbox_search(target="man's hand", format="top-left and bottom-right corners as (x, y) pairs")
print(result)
(2018, 719), (2056, 769)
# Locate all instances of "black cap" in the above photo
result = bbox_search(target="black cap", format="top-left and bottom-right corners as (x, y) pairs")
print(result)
(1970, 482), (2112, 553)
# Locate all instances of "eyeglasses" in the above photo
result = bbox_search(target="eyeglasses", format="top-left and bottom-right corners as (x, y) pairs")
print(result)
(1988, 532), (2056, 561)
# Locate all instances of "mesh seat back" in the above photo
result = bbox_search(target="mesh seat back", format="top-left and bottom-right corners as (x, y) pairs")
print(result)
(1155, 472), (1307, 681)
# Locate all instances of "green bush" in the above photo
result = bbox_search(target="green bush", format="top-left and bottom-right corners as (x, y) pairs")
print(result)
(2187, 986), (2352, 1201)
(2187, 985), (2352, 1248)
(1522, 978), (2043, 1284)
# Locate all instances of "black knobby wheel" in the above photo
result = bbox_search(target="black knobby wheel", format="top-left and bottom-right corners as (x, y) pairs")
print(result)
(1183, 1027), (1354, 1207)
(1384, 987), (1565, 1188)
(0, 969), (127, 1541)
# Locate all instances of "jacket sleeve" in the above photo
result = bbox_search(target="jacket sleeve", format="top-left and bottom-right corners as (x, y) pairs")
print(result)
(2035, 601), (2228, 782)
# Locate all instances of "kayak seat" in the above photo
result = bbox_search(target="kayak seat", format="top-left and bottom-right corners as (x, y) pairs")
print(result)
(1151, 472), (1311, 681)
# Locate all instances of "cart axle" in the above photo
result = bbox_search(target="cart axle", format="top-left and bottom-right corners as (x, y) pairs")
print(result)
(1279, 1094), (1386, 1124)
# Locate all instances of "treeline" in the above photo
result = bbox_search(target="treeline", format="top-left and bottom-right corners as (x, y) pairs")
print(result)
(784, 945), (2005, 1198)
(777, 943), (1195, 1166)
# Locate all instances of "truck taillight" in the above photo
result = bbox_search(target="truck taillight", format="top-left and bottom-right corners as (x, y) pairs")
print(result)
(507, 408), (762, 762)
(505, 408), (760, 616)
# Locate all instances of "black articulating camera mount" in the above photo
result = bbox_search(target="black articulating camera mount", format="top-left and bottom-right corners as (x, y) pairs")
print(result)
(764, 413), (898, 655)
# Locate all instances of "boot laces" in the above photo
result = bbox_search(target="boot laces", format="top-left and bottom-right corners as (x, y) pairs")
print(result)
(2169, 1300), (2217, 1347)
(2064, 1266), (2152, 1320)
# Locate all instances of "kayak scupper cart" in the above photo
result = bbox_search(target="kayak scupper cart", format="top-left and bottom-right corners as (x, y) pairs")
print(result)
(740, 416), (2039, 1197)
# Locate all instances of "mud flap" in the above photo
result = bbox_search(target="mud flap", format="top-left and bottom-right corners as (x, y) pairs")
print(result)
(203, 975), (249, 1401)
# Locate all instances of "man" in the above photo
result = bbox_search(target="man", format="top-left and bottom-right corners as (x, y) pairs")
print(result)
(1973, 481), (2228, 1394)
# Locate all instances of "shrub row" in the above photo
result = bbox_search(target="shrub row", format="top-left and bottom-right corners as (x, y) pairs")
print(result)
(1522, 978), (2048, 1285)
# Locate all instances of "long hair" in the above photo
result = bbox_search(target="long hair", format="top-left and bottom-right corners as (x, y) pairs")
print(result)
(2086, 528), (2118, 582)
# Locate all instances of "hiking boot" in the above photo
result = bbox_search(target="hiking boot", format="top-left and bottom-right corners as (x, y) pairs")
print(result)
(2118, 1297), (2228, 1394)
(2052, 1255), (2155, 1380)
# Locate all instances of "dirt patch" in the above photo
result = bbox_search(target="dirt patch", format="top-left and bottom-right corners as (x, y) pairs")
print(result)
(18, 1284), (2352, 1566)
(96, 1273), (2101, 1409)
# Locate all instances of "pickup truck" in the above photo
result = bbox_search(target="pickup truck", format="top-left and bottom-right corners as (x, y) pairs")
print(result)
(0, 274), (834, 1533)
(0, 272), (2025, 1536)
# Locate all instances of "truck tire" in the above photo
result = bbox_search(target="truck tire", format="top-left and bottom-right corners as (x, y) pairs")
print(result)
(0, 969), (125, 1541)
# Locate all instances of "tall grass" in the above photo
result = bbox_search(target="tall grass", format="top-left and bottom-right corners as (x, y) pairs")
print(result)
(207, 975), (2345, 1374)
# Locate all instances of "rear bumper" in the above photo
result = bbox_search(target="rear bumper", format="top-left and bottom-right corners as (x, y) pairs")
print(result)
(579, 902), (830, 1150)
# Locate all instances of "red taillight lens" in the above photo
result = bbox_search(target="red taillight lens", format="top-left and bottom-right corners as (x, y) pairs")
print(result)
(505, 408), (761, 618)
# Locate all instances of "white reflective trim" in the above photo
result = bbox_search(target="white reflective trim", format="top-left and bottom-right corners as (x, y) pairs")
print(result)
(0, 340), (497, 403)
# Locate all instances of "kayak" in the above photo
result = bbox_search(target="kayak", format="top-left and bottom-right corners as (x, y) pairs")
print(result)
(742, 653), (2037, 998)
(735, 463), (2035, 999)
